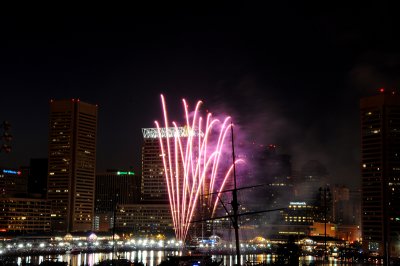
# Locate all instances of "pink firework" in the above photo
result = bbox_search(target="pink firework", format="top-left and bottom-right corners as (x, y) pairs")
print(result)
(155, 95), (244, 242)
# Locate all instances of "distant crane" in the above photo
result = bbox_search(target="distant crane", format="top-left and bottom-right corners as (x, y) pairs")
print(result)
(1, 120), (12, 153)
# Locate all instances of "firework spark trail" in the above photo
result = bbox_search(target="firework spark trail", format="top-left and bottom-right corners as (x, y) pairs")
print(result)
(155, 94), (244, 242)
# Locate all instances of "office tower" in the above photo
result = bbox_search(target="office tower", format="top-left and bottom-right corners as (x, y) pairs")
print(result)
(94, 170), (140, 231)
(141, 128), (170, 202)
(95, 170), (139, 213)
(296, 160), (328, 203)
(47, 99), (98, 232)
(139, 128), (183, 235)
(361, 90), (400, 258)
(252, 145), (293, 210)
(331, 185), (361, 226)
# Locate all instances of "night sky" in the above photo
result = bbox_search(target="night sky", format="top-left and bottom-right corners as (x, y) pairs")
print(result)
(1, 3), (399, 188)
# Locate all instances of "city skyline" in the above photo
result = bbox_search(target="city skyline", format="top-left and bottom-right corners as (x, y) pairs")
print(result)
(1, 4), (399, 189)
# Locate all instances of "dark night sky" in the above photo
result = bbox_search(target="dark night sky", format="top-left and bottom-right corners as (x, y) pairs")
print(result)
(1, 3), (399, 188)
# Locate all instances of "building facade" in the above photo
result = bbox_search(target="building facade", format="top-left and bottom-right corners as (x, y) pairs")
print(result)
(360, 90), (400, 257)
(94, 170), (140, 232)
(47, 99), (98, 232)
(116, 203), (173, 236)
(0, 198), (51, 233)
(95, 170), (140, 213)
(141, 128), (169, 202)
(28, 158), (48, 198)
(0, 168), (27, 197)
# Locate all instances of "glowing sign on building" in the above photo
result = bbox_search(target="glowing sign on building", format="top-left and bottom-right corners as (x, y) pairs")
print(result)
(117, 171), (134, 175)
(142, 127), (203, 139)
(289, 201), (306, 206)
(2, 169), (21, 175)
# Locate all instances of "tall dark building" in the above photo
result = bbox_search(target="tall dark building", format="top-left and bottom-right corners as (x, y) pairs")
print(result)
(296, 160), (328, 203)
(94, 170), (140, 232)
(47, 99), (98, 232)
(252, 145), (293, 210)
(95, 170), (140, 213)
(360, 90), (400, 258)
(28, 158), (48, 198)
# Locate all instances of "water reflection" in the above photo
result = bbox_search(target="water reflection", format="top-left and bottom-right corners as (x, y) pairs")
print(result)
(15, 251), (365, 266)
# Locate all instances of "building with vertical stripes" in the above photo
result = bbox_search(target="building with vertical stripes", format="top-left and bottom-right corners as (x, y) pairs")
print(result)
(47, 99), (97, 232)
(360, 90), (400, 258)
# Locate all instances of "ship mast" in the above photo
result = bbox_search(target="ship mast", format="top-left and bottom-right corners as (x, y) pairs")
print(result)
(230, 121), (241, 266)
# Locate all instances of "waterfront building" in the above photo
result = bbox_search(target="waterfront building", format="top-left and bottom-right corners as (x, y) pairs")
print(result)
(283, 201), (314, 225)
(0, 197), (50, 233)
(116, 203), (173, 235)
(360, 90), (400, 257)
(309, 222), (336, 238)
(0, 168), (27, 197)
(47, 99), (98, 232)
(272, 201), (314, 239)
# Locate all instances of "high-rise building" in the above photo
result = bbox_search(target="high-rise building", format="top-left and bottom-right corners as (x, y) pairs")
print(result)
(331, 185), (361, 226)
(141, 128), (176, 202)
(94, 170), (140, 232)
(95, 170), (140, 213)
(360, 90), (400, 258)
(28, 158), (48, 198)
(47, 99), (98, 232)
(251, 145), (293, 211)
(140, 127), (187, 236)
(296, 160), (328, 203)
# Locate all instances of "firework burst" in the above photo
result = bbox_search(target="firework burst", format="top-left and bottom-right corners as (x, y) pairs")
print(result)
(155, 95), (243, 242)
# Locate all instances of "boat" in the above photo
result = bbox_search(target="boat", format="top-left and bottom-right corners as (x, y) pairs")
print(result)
(95, 258), (144, 266)
(158, 255), (223, 266)
(39, 258), (67, 266)
(0, 258), (18, 266)
(65, 248), (80, 255)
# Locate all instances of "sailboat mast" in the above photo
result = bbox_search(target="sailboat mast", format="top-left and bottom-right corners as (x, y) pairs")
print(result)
(230, 121), (241, 266)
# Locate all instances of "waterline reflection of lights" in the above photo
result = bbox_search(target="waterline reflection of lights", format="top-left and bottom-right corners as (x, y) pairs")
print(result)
(149, 250), (154, 266)
(12, 252), (352, 266)
(157, 251), (163, 265)
(142, 251), (148, 266)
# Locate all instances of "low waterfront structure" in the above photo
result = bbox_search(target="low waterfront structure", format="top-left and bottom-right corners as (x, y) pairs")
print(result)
(0, 197), (50, 233)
